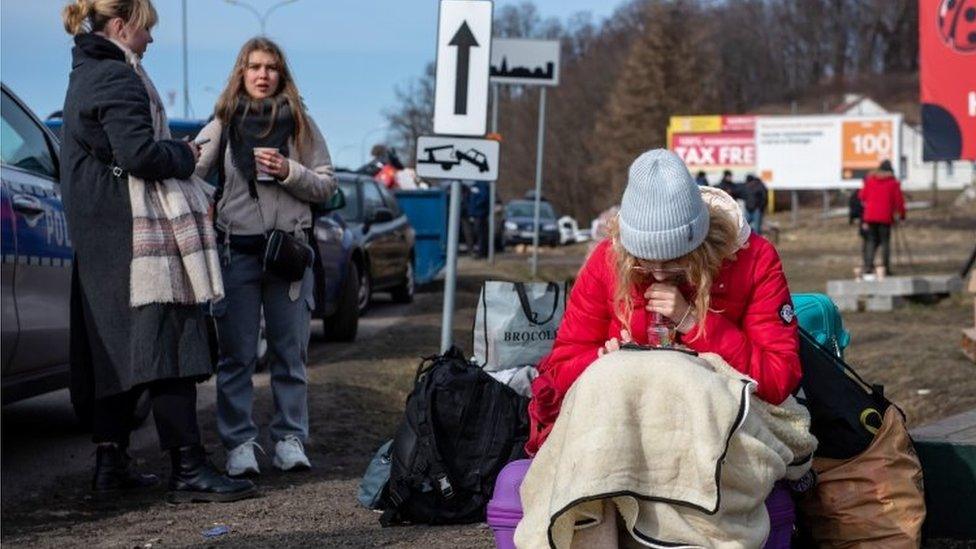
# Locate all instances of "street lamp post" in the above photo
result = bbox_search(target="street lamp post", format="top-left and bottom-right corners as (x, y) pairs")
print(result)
(223, 0), (299, 34)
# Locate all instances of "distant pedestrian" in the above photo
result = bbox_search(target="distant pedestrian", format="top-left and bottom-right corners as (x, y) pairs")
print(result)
(858, 160), (906, 278)
(194, 37), (337, 477)
(695, 170), (709, 187)
(466, 180), (491, 258)
(743, 175), (768, 235)
(716, 170), (739, 198)
(60, 0), (254, 502)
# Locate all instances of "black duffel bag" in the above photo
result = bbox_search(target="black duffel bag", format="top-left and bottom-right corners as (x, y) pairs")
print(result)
(379, 347), (529, 526)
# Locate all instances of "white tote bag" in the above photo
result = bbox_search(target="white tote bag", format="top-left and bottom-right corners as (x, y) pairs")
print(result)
(472, 281), (566, 372)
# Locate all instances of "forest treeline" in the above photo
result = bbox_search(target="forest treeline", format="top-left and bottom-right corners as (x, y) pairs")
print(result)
(384, 0), (918, 221)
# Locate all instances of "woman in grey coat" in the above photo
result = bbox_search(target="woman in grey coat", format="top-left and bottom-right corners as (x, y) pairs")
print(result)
(194, 37), (336, 476)
(60, 0), (252, 502)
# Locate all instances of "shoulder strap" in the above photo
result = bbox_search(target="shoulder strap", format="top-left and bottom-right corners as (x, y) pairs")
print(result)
(411, 361), (455, 499)
(514, 282), (561, 326)
(212, 127), (229, 207)
(379, 354), (459, 527)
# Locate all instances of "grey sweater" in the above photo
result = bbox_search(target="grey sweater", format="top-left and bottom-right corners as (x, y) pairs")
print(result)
(194, 117), (337, 237)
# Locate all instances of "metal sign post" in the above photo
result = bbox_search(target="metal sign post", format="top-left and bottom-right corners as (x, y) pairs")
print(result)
(440, 179), (463, 352)
(488, 83), (499, 265)
(431, 0), (493, 352)
(530, 87), (547, 278)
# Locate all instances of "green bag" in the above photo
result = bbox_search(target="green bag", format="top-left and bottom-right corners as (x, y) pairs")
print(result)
(791, 293), (851, 357)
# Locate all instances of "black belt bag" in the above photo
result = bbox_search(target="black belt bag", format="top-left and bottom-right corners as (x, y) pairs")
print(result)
(264, 229), (313, 282)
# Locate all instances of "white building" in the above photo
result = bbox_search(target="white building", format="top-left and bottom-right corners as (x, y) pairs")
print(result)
(837, 94), (974, 191)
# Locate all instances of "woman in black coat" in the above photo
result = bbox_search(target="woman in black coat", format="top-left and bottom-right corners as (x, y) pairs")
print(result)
(60, 0), (253, 503)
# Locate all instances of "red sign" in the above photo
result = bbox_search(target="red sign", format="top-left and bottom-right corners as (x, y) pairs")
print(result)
(720, 115), (756, 133)
(672, 132), (755, 169)
(920, 0), (976, 160)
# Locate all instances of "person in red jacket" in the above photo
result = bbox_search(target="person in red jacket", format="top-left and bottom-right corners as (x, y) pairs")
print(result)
(527, 149), (801, 455)
(858, 160), (906, 278)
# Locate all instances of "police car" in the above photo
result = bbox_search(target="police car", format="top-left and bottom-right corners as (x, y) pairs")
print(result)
(1, 84), (79, 411)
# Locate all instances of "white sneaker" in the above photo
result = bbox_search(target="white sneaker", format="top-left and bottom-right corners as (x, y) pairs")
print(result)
(272, 435), (311, 471)
(225, 439), (263, 477)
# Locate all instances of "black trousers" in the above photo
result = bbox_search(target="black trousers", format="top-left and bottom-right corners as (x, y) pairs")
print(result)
(92, 377), (201, 450)
(471, 215), (489, 257)
(862, 222), (892, 273)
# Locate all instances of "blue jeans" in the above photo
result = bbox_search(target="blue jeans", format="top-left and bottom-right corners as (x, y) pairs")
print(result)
(746, 208), (763, 236)
(212, 247), (313, 449)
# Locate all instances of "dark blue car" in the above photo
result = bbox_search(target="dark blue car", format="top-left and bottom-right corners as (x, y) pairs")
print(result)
(332, 172), (416, 315)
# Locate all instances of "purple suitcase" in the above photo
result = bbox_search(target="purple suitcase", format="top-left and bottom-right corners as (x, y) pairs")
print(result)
(486, 459), (532, 549)
(487, 459), (795, 548)
(763, 481), (796, 549)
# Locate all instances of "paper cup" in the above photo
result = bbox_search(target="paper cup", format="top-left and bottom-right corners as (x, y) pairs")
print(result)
(254, 147), (279, 181)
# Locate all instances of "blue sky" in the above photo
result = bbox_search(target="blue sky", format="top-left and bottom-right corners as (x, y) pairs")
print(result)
(1, 0), (622, 169)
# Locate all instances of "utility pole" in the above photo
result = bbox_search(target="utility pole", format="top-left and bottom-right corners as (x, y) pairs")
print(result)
(181, 0), (190, 118)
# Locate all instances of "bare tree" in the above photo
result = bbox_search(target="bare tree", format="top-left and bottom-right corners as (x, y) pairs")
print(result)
(383, 63), (435, 166)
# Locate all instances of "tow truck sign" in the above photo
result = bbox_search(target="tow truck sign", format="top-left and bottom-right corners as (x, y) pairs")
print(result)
(415, 135), (499, 181)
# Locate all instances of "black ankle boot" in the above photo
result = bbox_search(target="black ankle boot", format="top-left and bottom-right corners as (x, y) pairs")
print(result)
(92, 444), (159, 493)
(168, 445), (256, 503)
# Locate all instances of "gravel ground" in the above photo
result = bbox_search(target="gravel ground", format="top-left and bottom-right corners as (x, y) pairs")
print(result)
(2, 200), (974, 547)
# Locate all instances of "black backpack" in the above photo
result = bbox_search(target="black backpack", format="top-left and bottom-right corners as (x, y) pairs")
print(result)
(795, 328), (893, 460)
(379, 347), (529, 526)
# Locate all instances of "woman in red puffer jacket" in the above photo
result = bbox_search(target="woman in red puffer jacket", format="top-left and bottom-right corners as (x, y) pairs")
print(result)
(858, 160), (906, 277)
(527, 151), (801, 455)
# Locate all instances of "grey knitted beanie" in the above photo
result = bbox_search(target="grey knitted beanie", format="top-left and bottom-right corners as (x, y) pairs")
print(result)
(618, 149), (710, 260)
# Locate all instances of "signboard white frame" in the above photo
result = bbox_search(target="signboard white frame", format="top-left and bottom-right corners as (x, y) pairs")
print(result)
(433, 0), (493, 136)
(415, 136), (500, 181)
(490, 38), (560, 86)
(754, 114), (903, 190)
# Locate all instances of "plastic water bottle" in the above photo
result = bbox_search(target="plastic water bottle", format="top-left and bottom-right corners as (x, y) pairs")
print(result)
(646, 311), (673, 348)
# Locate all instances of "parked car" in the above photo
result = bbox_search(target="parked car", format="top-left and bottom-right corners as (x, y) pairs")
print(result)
(2, 83), (74, 407)
(45, 115), (206, 144)
(558, 215), (579, 245)
(503, 199), (560, 246)
(334, 171), (416, 314)
(2, 83), (154, 427)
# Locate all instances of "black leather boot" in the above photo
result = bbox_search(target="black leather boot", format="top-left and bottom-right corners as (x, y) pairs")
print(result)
(92, 444), (159, 493)
(168, 445), (257, 503)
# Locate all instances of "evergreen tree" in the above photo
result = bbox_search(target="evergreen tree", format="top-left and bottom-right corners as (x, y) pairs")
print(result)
(588, 0), (717, 210)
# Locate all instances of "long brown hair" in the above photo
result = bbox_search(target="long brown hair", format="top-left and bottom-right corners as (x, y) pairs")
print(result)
(608, 202), (741, 340)
(62, 0), (158, 35)
(214, 37), (309, 146)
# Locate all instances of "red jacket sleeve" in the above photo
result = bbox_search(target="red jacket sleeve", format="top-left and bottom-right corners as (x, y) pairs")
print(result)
(683, 242), (801, 404)
(527, 243), (613, 454)
(536, 243), (612, 396)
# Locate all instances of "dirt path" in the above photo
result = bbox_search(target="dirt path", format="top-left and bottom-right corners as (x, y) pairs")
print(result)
(2, 202), (974, 547)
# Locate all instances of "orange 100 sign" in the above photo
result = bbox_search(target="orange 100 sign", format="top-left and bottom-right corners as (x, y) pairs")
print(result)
(841, 120), (894, 180)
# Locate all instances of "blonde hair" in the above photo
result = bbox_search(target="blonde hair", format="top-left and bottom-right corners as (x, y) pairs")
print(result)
(608, 202), (741, 341)
(62, 0), (158, 35)
(214, 37), (310, 146)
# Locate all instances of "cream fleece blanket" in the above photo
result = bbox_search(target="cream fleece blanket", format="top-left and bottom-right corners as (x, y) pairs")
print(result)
(515, 349), (816, 549)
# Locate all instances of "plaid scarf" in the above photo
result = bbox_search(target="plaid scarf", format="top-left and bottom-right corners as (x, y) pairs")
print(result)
(119, 43), (223, 307)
